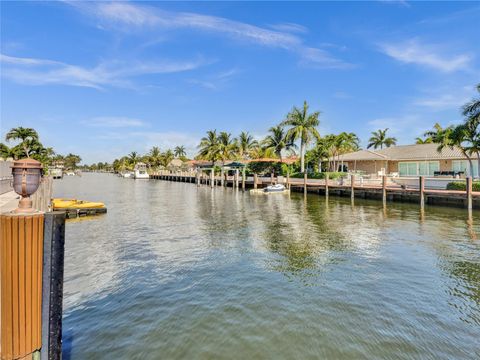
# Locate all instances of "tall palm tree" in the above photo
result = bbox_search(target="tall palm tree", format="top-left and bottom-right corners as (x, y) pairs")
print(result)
(161, 149), (174, 168)
(236, 131), (258, 159)
(462, 83), (480, 124)
(5, 127), (39, 158)
(174, 145), (186, 158)
(415, 136), (432, 144)
(217, 132), (236, 165)
(149, 146), (161, 168)
(281, 101), (321, 172)
(367, 128), (397, 150)
(262, 126), (294, 161)
(197, 130), (220, 164)
(128, 151), (139, 166)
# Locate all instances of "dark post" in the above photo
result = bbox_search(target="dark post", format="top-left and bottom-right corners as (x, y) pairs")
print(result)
(41, 212), (66, 360)
(419, 176), (425, 210)
(466, 176), (473, 211)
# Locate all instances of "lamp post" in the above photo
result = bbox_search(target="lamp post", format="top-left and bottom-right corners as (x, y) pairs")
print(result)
(11, 158), (43, 213)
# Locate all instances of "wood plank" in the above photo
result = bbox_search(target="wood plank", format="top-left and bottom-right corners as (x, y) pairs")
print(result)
(19, 216), (27, 357)
(12, 216), (20, 356)
(25, 216), (33, 354)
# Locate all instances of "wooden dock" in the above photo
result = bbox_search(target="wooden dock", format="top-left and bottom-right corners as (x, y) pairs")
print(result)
(149, 172), (480, 210)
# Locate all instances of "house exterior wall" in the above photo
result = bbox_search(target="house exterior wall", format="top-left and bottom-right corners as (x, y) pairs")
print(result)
(345, 159), (457, 175)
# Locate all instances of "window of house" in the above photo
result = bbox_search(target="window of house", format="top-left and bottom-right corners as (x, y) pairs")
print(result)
(398, 161), (440, 176)
(452, 160), (479, 176)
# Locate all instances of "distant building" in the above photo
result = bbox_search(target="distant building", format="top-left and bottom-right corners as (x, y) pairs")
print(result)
(334, 144), (479, 177)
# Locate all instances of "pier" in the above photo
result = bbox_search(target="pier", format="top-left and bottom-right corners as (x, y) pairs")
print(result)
(150, 171), (480, 210)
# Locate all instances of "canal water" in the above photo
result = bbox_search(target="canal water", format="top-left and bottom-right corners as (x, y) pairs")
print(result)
(54, 173), (480, 359)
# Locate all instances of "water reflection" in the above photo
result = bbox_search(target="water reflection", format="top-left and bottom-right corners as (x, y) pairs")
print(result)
(54, 174), (480, 359)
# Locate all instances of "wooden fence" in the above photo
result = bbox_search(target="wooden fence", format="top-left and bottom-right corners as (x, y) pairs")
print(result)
(32, 176), (53, 212)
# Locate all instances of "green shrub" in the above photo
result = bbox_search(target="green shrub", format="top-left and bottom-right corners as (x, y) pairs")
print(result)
(291, 172), (346, 179)
(446, 181), (480, 191)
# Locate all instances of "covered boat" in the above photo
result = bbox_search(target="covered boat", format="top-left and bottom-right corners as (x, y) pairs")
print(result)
(52, 198), (105, 210)
(264, 184), (286, 192)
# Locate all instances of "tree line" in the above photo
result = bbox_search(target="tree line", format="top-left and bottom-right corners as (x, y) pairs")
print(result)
(0, 127), (82, 170)
(4, 84), (479, 175)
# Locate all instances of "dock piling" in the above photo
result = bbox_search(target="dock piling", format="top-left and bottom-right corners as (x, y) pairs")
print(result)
(466, 176), (473, 211)
(304, 172), (307, 195)
(350, 174), (355, 199)
(254, 174), (258, 189)
(325, 173), (329, 197)
(419, 176), (425, 209)
(382, 175), (387, 204)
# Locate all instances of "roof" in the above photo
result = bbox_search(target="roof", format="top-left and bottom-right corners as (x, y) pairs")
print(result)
(336, 144), (477, 162)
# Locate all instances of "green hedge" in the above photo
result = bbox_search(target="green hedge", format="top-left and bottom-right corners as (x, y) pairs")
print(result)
(291, 172), (346, 179)
(446, 181), (480, 191)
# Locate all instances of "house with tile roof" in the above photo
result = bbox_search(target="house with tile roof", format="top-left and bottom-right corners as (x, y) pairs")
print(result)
(333, 144), (479, 177)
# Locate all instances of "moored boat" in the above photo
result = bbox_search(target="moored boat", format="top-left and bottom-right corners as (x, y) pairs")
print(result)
(134, 163), (149, 179)
(52, 198), (105, 209)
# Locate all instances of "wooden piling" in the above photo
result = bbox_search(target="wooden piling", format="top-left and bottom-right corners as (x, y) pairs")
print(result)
(242, 169), (246, 191)
(325, 173), (329, 197)
(210, 169), (214, 188)
(304, 172), (307, 195)
(382, 175), (387, 204)
(350, 174), (355, 199)
(235, 169), (239, 189)
(220, 168), (224, 187)
(466, 176), (473, 211)
(419, 176), (425, 209)
(286, 172), (290, 189)
(254, 174), (258, 189)
(271, 173), (274, 185)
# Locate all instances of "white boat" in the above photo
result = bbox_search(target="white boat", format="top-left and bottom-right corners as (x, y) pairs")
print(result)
(264, 184), (286, 192)
(121, 172), (133, 178)
(134, 163), (149, 179)
(65, 171), (75, 176)
(50, 168), (63, 179)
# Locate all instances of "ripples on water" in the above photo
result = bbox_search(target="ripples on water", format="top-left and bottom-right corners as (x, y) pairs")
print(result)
(54, 174), (480, 359)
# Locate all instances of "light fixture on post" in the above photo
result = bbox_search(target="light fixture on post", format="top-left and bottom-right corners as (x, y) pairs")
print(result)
(11, 158), (43, 213)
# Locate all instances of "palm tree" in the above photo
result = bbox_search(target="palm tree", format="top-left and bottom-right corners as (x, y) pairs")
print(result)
(149, 146), (162, 168)
(415, 136), (432, 144)
(174, 146), (186, 158)
(236, 131), (258, 159)
(281, 101), (321, 172)
(128, 151), (139, 166)
(217, 132), (236, 165)
(262, 126), (295, 161)
(367, 128), (397, 150)
(161, 149), (174, 168)
(462, 83), (480, 124)
(5, 127), (39, 158)
(197, 130), (219, 164)
(426, 123), (476, 176)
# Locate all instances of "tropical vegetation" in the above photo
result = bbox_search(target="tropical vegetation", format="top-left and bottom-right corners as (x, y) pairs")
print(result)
(1, 127), (82, 170)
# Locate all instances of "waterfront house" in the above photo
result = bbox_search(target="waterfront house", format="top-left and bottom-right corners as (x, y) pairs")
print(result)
(334, 144), (479, 177)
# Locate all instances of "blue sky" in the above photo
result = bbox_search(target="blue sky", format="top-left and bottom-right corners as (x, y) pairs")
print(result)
(1, 1), (479, 163)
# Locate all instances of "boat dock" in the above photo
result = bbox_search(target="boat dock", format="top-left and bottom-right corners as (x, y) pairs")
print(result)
(150, 172), (480, 210)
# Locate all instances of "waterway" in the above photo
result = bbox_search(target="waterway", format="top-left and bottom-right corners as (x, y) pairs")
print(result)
(54, 173), (480, 359)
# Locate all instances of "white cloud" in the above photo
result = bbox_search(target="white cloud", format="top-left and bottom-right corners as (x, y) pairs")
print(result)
(0, 53), (209, 89)
(379, 38), (472, 72)
(268, 22), (308, 34)
(84, 117), (147, 128)
(187, 67), (240, 90)
(65, 1), (352, 69)
(413, 84), (474, 111)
